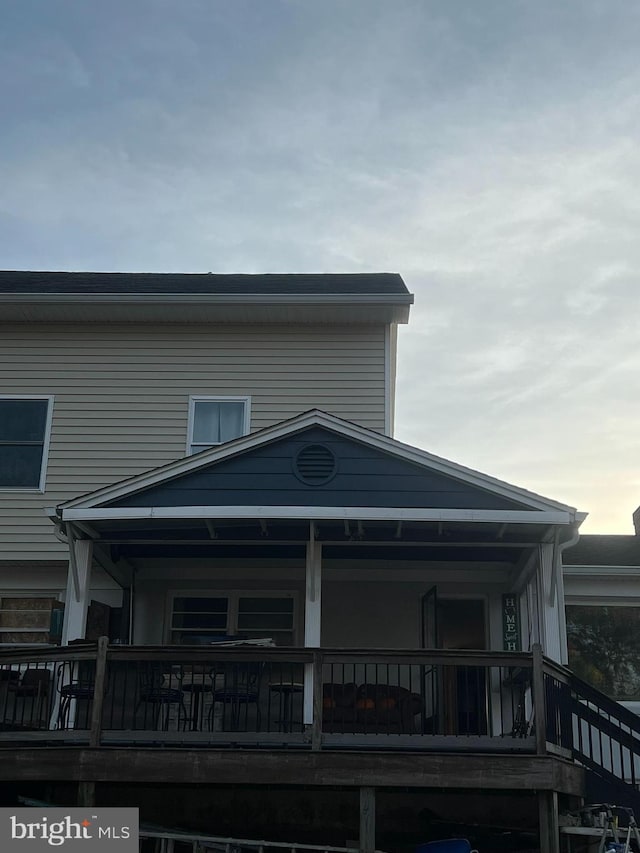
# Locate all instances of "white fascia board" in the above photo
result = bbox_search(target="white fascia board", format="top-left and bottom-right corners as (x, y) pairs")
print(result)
(62, 506), (574, 525)
(58, 408), (580, 516)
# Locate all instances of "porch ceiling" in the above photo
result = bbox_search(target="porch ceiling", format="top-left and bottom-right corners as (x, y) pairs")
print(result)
(75, 516), (551, 566)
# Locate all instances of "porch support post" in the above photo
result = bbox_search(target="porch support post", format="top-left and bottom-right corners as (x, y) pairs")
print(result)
(539, 541), (562, 662)
(359, 787), (376, 853)
(304, 522), (322, 726)
(538, 790), (559, 853)
(62, 534), (93, 644)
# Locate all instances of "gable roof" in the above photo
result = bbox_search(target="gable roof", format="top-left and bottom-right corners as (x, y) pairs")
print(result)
(0, 271), (412, 324)
(57, 410), (581, 526)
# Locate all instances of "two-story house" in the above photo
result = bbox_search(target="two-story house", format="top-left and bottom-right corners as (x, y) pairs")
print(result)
(0, 271), (636, 853)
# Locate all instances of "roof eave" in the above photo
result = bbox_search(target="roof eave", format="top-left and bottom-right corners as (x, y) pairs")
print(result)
(0, 294), (412, 325)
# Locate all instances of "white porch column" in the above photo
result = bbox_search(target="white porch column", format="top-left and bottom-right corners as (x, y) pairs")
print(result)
(303, 522), (322, 725)
(539, 541), (563, 663)
(61, 536), (93, 645)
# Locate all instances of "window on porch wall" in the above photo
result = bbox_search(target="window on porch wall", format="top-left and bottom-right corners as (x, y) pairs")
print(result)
(0, 596), (59, 645)
(170, 594), (295, 645)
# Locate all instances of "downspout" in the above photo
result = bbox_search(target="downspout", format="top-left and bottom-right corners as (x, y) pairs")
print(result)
(549, 523), (582, 607)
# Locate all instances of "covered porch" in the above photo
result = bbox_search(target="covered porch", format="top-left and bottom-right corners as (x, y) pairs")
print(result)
(36, 410), (583, 748)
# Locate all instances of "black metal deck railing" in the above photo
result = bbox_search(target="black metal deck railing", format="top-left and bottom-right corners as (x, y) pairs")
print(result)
(0, 642), (541, 752)
(543, 659), (640, 811)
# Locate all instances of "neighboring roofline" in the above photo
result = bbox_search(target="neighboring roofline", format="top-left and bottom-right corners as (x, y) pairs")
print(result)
(563, 565), (640, 575)
(57, 409), (581, 518)
(0, 293), (413, 306)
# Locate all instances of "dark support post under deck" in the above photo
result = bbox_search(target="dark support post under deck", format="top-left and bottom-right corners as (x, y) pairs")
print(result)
(77, 782), (95, 807)
(538, 790), (559, 853)
(359, 787), (375, 853)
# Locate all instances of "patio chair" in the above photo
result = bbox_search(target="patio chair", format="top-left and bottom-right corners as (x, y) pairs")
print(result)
(56, 660), (96, 729)
(135, 664), (188, 731)
(208, 661), (263, 732)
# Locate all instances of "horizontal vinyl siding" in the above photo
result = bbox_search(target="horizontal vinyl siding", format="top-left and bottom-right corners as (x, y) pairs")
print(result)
(0, 322), (386, 560)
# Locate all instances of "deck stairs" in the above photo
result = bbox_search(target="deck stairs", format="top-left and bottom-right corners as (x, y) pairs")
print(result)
(546, 669), (640, 813)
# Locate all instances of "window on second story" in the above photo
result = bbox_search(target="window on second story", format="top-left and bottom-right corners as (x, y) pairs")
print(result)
(187, 396), (250, 454)
(0, 397), (54, 491)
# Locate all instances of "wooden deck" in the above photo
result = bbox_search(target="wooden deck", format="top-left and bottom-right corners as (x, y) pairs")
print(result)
(0, 641), (587, 800)
(0, 745), (584, 795)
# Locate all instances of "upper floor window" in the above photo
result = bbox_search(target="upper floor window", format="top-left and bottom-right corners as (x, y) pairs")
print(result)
(0, 396), (54, 491)
(187, 396), (250, 454)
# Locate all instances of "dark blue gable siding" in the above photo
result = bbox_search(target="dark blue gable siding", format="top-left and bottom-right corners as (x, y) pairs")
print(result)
(109, 427), (533, 510)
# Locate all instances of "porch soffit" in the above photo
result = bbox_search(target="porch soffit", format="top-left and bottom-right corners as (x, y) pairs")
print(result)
(56, 411), (580, 526)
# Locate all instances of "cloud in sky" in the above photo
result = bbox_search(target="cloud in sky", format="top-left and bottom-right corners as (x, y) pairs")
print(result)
(1, 0), (639, 531)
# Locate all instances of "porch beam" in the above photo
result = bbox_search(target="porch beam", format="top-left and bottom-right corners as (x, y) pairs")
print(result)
(72, 537), (548, 548)
(92, 543), (133, 590)
(72, 521), (101, 540)
(62, 506), (576, 525)
(510, 547), (538, 593)
(0, 749), (585, 793)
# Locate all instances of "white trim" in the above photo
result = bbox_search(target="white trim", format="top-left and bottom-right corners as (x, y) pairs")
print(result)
(0, 394), (54, 493)
(185, 395), (251, 455)
(58, 409), (580, 516)
(62, 505), (575, 524)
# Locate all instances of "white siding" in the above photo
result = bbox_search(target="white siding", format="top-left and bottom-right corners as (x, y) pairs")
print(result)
(0, 322), (386, 560)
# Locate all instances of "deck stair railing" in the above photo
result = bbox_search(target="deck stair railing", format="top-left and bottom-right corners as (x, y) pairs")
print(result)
(139, 828), (387, 853)
(543, 660), (640, 812)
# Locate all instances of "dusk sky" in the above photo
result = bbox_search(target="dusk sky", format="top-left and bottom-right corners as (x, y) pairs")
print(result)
(2, 1), (639, 532)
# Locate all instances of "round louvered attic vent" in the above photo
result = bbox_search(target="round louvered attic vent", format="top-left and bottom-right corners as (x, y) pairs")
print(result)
(293, 443), (337, 485)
